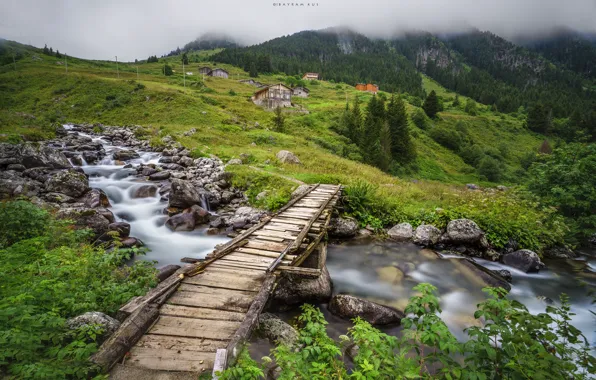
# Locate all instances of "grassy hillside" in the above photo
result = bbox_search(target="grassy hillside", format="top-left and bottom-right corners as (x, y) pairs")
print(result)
(0, 41), (566, 251)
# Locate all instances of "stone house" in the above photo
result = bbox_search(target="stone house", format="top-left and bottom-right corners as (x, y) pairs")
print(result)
(292, 86), (309, 98)
(302, 72), (319, 81)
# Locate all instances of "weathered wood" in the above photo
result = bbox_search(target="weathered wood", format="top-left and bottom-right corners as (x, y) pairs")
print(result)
(126, 346), (214, 372)
(226, 274), (276, 366)
(92, 303), (160, 372)
(253, 229), (298, 239)
(181, 257), (203, 264)
(150, 316), (241, 340)
(212, 349), (228, 379)
(275, 266), (321, 278)
(136, 334), (229, 353)
(168, 290), (252, 312)
(160, 304), (246, 321)
(245, 240), (287, 252)
(213, 260), (271, 271)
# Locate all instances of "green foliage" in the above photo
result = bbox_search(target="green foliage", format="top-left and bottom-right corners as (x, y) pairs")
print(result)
(422, 90), (440, 119)
(227, 166), (295, 212)
(162, 64), (173, 76)
(478, 155), (502, 182)
(527, 103), (552, 134)
(429, 126), (463, 152)
(465, 99), (478, 116)
(222, 284), (595, 379)
(411, 108), (429, 129)
(0, 201), (157, 379)
(273, 106), (285, 132)
(528, 143), (596, 239)
(387, 95), (416, 164)
(0, 200), (51, 248)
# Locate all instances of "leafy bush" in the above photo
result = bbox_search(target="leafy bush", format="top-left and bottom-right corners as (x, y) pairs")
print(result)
(478, 155), (502, 182)
(220, 284), (595, 379)
(227, 166), (295, 212)
(0, 200), (50, 248)
(528, 143), (596, 239)
(411, 109), (429, 130)
(0, 201), (157, 378)
(429, 126), (463, 151)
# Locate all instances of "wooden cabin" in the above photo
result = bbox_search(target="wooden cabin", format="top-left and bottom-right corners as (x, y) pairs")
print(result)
(209, 68), (229, 79)
(355, 83), (379, 94)
(252, 83), (292, 108)
(292, 86), (309, 98)
(302, 72), (319, 81)
(198, 66), (212, 75)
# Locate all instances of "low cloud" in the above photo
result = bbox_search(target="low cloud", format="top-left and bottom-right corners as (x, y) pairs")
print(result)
(1, 0), (595, 61)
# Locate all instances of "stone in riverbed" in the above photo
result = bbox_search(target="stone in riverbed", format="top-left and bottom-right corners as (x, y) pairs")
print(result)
(413, 224), (441, 246)
(0, 142), (71, 169)
(445, 219), (484, 245)
(149, 171), (170, 181)
(169, 179), (202, 208)
(494, 269), (513, 283)
(112, 149), (139, 161)
(57, 207), (110, 236)
(108, 222), (131, 238)
(132, 184), (157, 198)
(81, 188), (111, 208)
(376, 266), (404, 284)
(272, 266), (333, 309)
(501, 249), (545, 273)
(165, 212), (196, 231)
(328, 294), (404, 325)
(259, 313), (298, 347)
(328, 217), (359, 238)
(45, 169), (90, 198)
(387, 223), (413, 241)
(120, 237), (143, 248)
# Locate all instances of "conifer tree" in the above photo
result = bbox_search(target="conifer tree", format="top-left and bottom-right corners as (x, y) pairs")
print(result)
(387, 95), (416, 164)
(249, 62), (258, 78)
(362, 95), (385, 163)
(43, 44), (50, 55)
(527, 104), (550, 134)
(182, 52), (189, 65)
(377, 122), (393, 171)
(422, 90), (439, 119)
(347, 96), (363, 146)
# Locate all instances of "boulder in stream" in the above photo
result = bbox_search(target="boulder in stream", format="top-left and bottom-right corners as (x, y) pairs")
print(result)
(258, 313), (299, 347)
(328, 294), (404, 325)
(502, 249), (545, 273)
(45, 169), (90, 198)
(169, 179), (202, 208)
(413, 225), (441, 246)
(387, 223), (413, 241)
(445, 219), (484, 245)
(328, 217), (359, 238)
(165, 212), (196, 231)
(272, 266), (332, 309)
(57, 207), (110, 236)
(132, 184), (157, 198)
(0, 142), (71, 169)
(149, 171), (170, 181)
(112, 149), (139, 161)
(81, 188), (111, 208)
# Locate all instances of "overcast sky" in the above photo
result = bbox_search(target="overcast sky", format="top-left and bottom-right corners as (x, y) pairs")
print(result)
(1, 0), (595, 61)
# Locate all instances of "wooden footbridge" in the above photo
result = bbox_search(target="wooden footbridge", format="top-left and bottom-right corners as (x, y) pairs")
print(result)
(93, 184), (342, 379)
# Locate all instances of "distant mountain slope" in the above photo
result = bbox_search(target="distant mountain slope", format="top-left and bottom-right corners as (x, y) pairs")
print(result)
(165, 33), (239, 57)
(212, 29), (425, 96)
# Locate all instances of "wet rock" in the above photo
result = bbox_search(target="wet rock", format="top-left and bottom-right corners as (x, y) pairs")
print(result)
(455, 259), (511, 291)
(46, 170), (89, 198)
(158, 156), (173, 164)
(132, 185), (157, 198)
(149, 171), (170, 181)
(273, 266), (333, 308)
(157, 264), (181, 282)
(178, 156), (194, 167)
(387, 223), (413, 241)
(502, 249), (545, 273)
(66, 312), (120, 344)
(445, 219), (484, 245)
(276, 150), (301, 164)
(291, 184), (310, 199)
(43, 192), (73, 203)
(57, 207), (110, 236)
(7, 164), (26, 171)
(209, 217), (225, 228)
(112, 149), (139, 161)
(160, 163), (184, 171)
(227, 206), (266, 227)
(328, 295), (404, 325)
(169, 179), (202, 208)
(70, 156), (83, 166)
(165, 212), (196, 231)
(97, 208), (116, 224)
(494, 269), (513, 283)
(189, 205), (210, 224)
(329, 217), (359, 238)
(259, 313), (298, 347)
(141, 167), (158, 176)
(376, 266), (404, 284)
(81, 188), (111, 208)
(108, 222), (131, 238)
(120, 237), (143, 248)
(543, 246), (576, 259)
(413, 225), (441, 246)
(0, 143), (71, 169)
(220, 190), (235, 204)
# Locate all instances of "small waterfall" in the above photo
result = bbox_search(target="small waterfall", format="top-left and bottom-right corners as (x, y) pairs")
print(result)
(200, 193), (211, 212)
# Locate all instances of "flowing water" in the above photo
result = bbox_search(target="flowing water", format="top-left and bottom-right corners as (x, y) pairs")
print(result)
(64, 126), (228, 266)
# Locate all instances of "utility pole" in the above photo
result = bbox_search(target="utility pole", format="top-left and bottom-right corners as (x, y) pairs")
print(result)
(183, 61), (186, 88)
(65, 54), (68, 74)
(115, 55), (119, 79)
(136, 66), (139, 80)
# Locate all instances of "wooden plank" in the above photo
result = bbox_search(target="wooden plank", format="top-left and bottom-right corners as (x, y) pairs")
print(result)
(278, 212), (311, 220)
(136, 334), (230, 352)
(213, 349), (227, 379)
(177, 283), (257, 297)
(92, 304), (160, 372)
(224, 252), (276, 264)
(235, 247), (287, 258)
(168, 290), (252, 313)
(183, 272), (263, 292)
(150, 316), (241, 341)
(262, 224), (302, 232)
(276, 266), (321, 278)
(245, 240), (287, 252)
(160, 304), (246, 322)
(226, 274), (276, 367)
(198, 265), (266, 278)
(288, 207), (319, 213)
(271, 217), (308, 225)
(250, 235), (285, 243)
(212, 260), (271, 271)
(126, 346), (214, 373)
(253, 230), (298, 239)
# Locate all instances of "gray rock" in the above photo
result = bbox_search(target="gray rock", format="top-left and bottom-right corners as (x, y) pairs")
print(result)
(44, 192), (73, 203)
(108, 222), (131, 238)
(81, 188), (111, 208)
(256, 191), (268, 200)
(543, 246), (576, 259)
(502, 249), (545, 273)
(57, 207), (110, 236)
(413, 225), (441, 246)
(445, 219), (484, 245)
(494, 269), (513, 283)
(112, 149), (139, 161)
(328, 294), (404, 325)
(0, 143), (71, 169)
(46, 170), (89, 198)
(227, 158), (242, 165)
(387, 223), (413, 241)
(132, 185), (157, 198)
(165, 212), (196, 231)
(120, 237), (143, 248)
(466, 184), (479, 190)
(149, 171), (170, 181)
(291, 184), (310, 199)
(276, 150), (301, 164)
(178, 156), (194, 167)
(227, 206), (266, 227)
(169, 179), (202, 209)
(273, 266), (332, 308)
(259, 313), (298, 347)
(329, 217), (359, 238)
(66, 312), (120, 343)
(7, 164), (26, 171)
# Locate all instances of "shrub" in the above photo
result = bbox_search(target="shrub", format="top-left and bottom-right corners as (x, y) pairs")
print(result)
(411, 108), (428, 130)
(429, 126), (463, 151)
(459, 144), (485, 167)
(478, 155), (502, 182)
(220, 284), (595, 379)
(0, 200), (50, 248)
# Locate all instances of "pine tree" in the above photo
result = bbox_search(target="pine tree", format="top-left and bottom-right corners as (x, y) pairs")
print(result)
(387, 95), (416, 164)
(362, 95), (385, 163)
(347, 96), (363, 146)
(422, 90), (439, 119)
(527, 104), (550, 134)
(249, 62), (258, 78)
(182, 53), (189, 65)
(43, 44), (50, 55)
(55, 50), (62, 58)
(377, 122), (393, 171)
